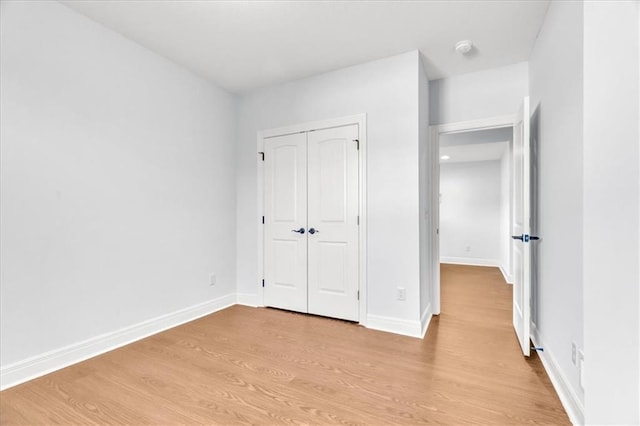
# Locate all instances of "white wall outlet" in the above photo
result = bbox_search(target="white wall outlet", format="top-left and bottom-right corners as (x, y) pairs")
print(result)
(209, 273), (216, 286)
(397, 287), (406, 301)
(578, 350), (585, 390)
(465, 245), (471, 252)
(571, 342), (577, 365)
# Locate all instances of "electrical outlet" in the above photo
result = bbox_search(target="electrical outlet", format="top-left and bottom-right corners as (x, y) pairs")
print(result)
(578, 350), (585, 390)
(209, 273), (216, 286)
(571, 342), (577, 365)
(465, 245), (471, 252)
(397, 287), (406, 301)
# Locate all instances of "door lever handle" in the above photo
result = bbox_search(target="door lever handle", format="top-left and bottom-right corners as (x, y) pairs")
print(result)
(308, 228), (319, 235)
(291, 228), (305, 234)
(512, 234), (541, 242)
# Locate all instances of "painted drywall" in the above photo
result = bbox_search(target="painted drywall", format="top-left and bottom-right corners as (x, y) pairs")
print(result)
(583, 2), (639, 424)
(418, 58), (432, 324)
(439, 160), (502, 266)
(429, 62), (529, 125)
(0, 1), (237, 369)
(529, 0), (584, 419)
(499, 145), (512, 282)
(236, 51), (423, 326)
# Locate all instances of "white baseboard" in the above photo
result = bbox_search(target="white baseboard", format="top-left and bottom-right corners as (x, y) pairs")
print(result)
(236, 293), (261, 307)
(0, 294), (236, 391)
(499, 265), (514, 284)
(530, 324), (584, 425)
(367, 314), (422, 338)
(420, 305), (432, 338)
(440, 257), (500, 267)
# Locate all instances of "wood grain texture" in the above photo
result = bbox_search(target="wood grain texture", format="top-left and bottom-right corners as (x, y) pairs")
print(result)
(0, 264), (569, 425)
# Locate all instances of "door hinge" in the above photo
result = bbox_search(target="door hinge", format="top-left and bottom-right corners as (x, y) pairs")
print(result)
(353, 139), (359, 150)
(357, 215), (360, 225)
(262, 216), (265, 224)
(357, 290), (360, 300)
(262, 279), (265, 288)
(258, 152), (264, 161)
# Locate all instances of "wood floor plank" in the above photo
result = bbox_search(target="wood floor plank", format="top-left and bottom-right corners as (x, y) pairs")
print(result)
(0, 264), (570, 425)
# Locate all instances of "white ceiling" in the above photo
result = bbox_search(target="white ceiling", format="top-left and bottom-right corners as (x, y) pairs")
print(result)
(440, 128), (510, 163)
(440, 127), (512, 147)
(440, 141), (508, 164)
(61, 0), (549, 94)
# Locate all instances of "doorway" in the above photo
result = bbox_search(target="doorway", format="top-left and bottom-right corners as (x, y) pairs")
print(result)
(438, 126), (513, 282)
(428, 115), (516, 316)
(429, 99), (533, 357)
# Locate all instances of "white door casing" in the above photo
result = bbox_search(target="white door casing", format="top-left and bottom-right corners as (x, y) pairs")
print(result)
(512, 96), (531, 357)
(263, 132), (308, 313)
(307, 125), (360, 321)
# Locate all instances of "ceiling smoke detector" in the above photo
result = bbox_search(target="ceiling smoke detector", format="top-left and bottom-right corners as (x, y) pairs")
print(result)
(455, 40), (473, 55)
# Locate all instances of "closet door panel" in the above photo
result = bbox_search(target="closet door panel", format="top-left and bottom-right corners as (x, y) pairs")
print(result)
(263, 133), (308, 312)
(307, 125), (359, 321)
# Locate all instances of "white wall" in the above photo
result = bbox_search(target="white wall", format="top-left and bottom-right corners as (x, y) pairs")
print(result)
(529, 0), (585, 421)
(583, 2), (639, 424)
(418, 58), (431, 324)
(429, 62), (529, 125)
(236, 51), (424, 330)
(0, 0), (237, 373)
(499, 146), (512, 282)
(439, 160), (502, 266)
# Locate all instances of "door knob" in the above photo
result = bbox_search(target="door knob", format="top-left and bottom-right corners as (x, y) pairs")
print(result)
(512, 234), (541, 242)
(291, 228), (305, 234)
(308, 228), (319, 235)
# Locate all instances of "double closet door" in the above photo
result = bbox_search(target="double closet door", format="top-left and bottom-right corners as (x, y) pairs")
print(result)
(263, 124), (359, 322)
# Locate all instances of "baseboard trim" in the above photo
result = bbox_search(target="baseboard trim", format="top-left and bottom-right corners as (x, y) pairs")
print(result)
(530, 324), (584, 425)
(499, 265), (514, 284)
(420, 305), (432, 339)
(236, 293), (261, 307)
(367, 314), (422, 338)
(0, 294), (236, 391)
(440, 257), (500, 267)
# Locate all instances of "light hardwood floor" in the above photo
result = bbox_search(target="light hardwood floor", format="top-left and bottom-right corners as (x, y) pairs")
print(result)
(0, 264), (569, 425)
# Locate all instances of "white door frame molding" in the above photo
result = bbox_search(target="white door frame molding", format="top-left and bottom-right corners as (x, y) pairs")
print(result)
(428, 114), (516, 315)
(257, 114), (368, 326)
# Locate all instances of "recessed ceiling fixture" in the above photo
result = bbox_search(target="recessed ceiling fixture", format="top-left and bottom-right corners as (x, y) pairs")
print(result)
(455, 40), (473, 55)
(441, 155), (450, 160)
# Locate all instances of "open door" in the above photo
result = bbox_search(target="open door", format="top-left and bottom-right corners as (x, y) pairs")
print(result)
(511, 96), (532, 356)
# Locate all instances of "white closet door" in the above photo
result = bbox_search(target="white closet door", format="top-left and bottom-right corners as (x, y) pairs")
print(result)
(307, 125), (359, 321)
(263, 133), (308, 313)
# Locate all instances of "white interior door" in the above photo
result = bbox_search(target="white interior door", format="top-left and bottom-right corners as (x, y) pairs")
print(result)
(512, 96), (531, 357)
(307, 125), (359, 321)
(264, 133), (308, 313)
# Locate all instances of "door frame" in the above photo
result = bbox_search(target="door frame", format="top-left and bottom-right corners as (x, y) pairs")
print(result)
(428, 114), (516, 315)
(257, 114), (368, 325)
